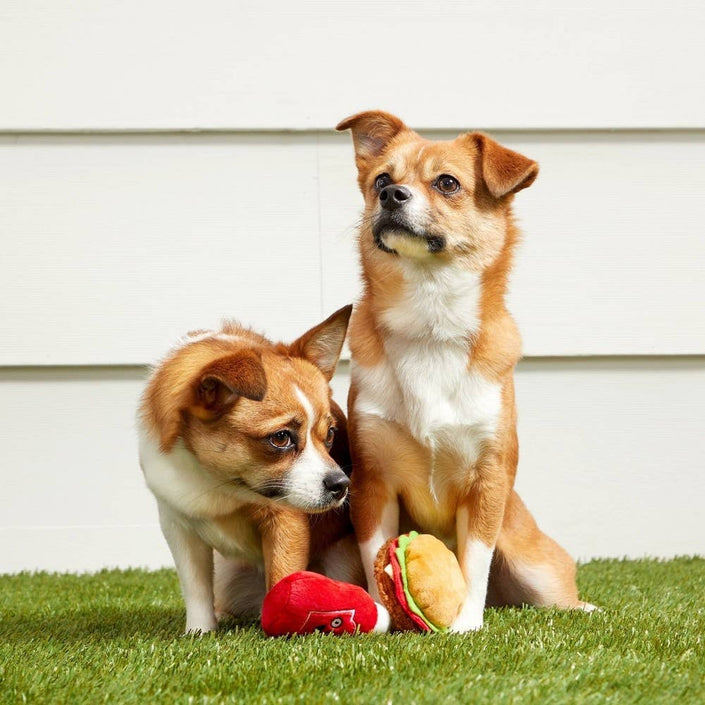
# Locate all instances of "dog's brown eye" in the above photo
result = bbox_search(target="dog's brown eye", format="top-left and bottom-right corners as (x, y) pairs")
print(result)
(269, 430), (295, 450)
(435, 174), (460, 194)
(325, 427), (337, 448)
(375, 173), (392, 190)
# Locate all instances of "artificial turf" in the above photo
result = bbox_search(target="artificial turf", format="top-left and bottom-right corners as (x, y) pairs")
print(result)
(1, 558), (703, 704)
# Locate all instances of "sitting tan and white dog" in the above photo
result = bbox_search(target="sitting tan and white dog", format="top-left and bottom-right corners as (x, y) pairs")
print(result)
(337, 111), (595, 632)
(138, 306), (359, 633)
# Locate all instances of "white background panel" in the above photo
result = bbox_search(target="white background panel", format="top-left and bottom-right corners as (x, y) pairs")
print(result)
(1, 358), (703, 572)
(0, 134), (324, 365)
(0, 527), (170, 575)
(1, 1), (703, 131)
(4, 131), (705, 365)
(321, 130), (705, 356)
(511, 357), (705, 562)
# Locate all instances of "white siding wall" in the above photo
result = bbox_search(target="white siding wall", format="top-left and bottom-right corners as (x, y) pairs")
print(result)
(1, 1), (703, 571)
(2, 1), (703, 130)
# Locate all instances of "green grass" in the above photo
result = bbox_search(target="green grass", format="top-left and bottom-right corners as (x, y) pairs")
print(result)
(1, 559), (704, 704)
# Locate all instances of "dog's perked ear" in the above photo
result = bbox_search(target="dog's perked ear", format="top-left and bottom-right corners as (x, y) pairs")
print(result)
(288, 304), (353, 381)
(189, 350), (267, 421)
(467, 132), (539, 199)
(336, 110), (408, 170)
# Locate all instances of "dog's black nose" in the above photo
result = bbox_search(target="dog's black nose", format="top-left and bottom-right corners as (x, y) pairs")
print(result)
(323, 472), (350, 500)
(379, 184), (411, 211)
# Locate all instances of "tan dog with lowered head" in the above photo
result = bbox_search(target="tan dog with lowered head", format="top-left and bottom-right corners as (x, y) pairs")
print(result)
(337, 111), (595, 632)
(139, 306), (358, 633)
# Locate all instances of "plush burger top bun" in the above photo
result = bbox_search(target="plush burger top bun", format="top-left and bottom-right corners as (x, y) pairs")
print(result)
(374, 532), (466, 632)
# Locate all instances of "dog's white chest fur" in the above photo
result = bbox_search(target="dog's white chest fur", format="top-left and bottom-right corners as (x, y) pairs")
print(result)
(354, 264), (502, 466)
(138, 423), (261, 561)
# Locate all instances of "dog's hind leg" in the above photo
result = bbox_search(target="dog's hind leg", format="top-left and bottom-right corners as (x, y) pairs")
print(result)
(487, 491), (597, 611)
(313, 533), (366, 587)
(213, 553), (266, 619)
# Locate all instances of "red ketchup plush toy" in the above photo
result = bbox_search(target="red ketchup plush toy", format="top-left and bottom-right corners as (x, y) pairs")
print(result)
(261, 532), (466, 636)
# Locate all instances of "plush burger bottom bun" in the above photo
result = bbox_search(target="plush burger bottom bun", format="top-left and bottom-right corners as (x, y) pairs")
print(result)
(374, 537), (420, 631)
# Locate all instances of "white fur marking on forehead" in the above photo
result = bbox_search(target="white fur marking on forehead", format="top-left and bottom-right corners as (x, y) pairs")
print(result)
(285, 385), (336, 510)
(294, 386), (315, 427)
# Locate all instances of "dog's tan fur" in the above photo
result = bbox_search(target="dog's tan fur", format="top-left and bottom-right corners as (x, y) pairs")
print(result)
(337, 111), (591, 631)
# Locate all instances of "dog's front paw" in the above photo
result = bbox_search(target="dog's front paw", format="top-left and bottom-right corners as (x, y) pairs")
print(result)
(578, 601), (601, 613)
(450, 601), (484, 633)
(184, 615), (218, 635)
(184, 625), (217, 636)
(449, 616), (484, 633)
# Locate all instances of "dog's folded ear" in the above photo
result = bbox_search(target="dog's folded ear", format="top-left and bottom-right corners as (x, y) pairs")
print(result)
(336, 110), (408, 168)
(145, 348), (267, 452)
(288, 304), (353, 381)
(468, 132), (539, 199)
(190, 350), (267, 420)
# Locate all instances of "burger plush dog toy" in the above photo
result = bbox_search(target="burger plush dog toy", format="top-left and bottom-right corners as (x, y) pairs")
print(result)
(261, 532), (466, 636)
